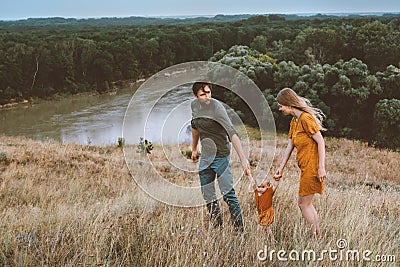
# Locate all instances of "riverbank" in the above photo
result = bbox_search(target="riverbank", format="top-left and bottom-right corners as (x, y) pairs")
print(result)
(0, 135), (399, 265)
(0, 78), (145, 111)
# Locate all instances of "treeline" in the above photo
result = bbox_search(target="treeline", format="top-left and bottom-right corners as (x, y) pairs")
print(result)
(0, 14), (253, 27)
(2, 13), (398, 28)
(209, 45), (399, 148)
(0, 14), (399, 147)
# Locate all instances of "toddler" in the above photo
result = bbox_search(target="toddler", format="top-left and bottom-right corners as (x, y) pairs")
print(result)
(250, 171), (279, 241)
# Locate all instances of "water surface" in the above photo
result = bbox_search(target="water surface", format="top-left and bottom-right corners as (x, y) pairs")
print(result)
(0, 85), (193, 146)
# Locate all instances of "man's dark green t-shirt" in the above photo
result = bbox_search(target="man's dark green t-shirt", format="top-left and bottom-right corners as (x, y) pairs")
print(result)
(191, 98), (238, 158)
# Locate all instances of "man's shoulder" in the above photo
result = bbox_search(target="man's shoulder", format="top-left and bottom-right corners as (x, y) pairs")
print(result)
(191, 98), (199, 106)
(210, 98), (228, 114)
(191, 98), (222, 110)
(212, 98), (223, 107)
(191, 99), (200, 112)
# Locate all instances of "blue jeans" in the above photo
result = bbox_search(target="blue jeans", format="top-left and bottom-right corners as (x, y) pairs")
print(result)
(199, 156), (243, 230)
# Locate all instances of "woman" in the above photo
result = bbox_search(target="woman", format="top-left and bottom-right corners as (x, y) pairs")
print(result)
(274, 88), (327, 236)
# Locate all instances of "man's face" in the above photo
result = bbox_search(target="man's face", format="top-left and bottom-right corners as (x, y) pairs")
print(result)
(194, 85), (211, 105)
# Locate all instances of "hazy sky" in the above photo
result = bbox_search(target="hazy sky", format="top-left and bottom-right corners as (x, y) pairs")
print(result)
(1, 0), (400, 20)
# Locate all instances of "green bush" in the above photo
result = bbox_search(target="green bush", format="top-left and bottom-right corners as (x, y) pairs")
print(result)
(374, 99), (400, 148)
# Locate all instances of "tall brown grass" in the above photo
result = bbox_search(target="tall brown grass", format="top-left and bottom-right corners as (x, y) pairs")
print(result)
(0, 134), (398, 266)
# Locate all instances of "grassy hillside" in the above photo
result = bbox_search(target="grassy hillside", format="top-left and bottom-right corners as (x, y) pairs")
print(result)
(0, 135), (398, 266)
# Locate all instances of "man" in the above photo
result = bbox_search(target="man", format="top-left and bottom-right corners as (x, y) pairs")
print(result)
(190, 82), (251, 231)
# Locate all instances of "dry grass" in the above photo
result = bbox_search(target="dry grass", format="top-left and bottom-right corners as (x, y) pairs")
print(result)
(0, 134), (399, 266)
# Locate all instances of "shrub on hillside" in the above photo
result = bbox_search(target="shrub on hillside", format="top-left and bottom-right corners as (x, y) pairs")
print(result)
(374, 98), (400, 148)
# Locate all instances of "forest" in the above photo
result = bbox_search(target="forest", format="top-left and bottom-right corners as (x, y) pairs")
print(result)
(0, 14), (399, 148)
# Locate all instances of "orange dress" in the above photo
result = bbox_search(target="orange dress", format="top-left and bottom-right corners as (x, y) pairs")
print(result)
(288, 112), (324, 196)
(255, 187), (274, 226)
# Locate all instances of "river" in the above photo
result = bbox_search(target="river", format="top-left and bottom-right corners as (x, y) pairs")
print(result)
(0, 84), (194, 146)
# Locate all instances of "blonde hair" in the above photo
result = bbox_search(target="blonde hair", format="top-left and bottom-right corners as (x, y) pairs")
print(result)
(277, 88), (326, 131)
(255, 172), (271, 186)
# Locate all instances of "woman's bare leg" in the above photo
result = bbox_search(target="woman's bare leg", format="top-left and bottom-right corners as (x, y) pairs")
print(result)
(298, 194), (320, 236)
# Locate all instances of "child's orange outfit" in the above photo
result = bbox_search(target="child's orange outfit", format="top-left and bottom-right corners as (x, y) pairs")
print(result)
(254, 187), (275, 226)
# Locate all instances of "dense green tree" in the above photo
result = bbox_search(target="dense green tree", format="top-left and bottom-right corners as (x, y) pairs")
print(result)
(352, 21), (400, 71)
(273, 61), (300, 89)
(374, 99), (400, 147)
(293, 27), (345, 65)
(250, 35), (268, 53)
(376, 65), (400, 99)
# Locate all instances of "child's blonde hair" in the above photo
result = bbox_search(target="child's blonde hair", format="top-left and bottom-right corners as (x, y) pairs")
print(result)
(277, 87), (327, 131)
(255, 172), (271, 186)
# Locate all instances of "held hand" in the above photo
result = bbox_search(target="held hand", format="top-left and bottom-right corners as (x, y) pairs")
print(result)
(242, 160), (251, 177)
(251, 181), (257, 191)
(248, 174), (259, 192)
(318, 168), (327, 182)
(273, 168), (283, 181)
(191, 151), (199, 162)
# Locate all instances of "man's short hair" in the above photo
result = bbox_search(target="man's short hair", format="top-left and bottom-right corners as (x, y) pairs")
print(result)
(192, 82), (211, 95)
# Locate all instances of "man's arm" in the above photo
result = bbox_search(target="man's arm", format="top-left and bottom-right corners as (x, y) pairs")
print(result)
(191, 128), (200, 162)
(231, 133), (251, 176)
(212, 100), (251, 176)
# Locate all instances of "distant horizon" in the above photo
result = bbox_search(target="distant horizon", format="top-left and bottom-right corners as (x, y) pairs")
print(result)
(2, 0), (400, 21)
(2, 11), (400, 22)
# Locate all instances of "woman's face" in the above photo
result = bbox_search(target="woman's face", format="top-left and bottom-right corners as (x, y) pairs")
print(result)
(278, 103), (292, 116)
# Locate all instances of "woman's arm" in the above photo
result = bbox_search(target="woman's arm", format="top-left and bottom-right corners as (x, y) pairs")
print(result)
(274, 139), (294, 180)
(312, 131), (326, 182)
(272, 179), (280, 192)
